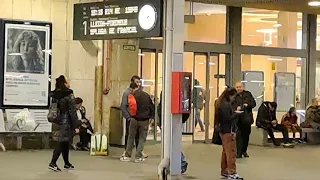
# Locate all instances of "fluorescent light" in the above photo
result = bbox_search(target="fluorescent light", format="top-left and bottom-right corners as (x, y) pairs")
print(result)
(273, 24), (282, 27)
(138, 53), (145, 56)
(267, 58), (282, 61)
(8, 53), (22, 56)
(199, 62), (204, 65)
(308, 1), (320, 6)
(248, 34), (255, 37)
(256, 29), (277, 33)
(209, 62), (215, 65)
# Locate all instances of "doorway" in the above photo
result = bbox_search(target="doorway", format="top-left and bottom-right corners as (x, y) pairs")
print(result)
(192, 52), (226, 143)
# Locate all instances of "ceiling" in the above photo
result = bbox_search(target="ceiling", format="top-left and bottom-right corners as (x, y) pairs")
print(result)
(186, 0), (320, 14)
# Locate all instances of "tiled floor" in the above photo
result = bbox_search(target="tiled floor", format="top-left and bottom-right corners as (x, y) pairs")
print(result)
(0, 143), (319, 180)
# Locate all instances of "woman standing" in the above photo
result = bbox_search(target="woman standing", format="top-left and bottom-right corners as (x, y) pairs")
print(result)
(214, 87), (243, 179)
(49, 75), (79, 172)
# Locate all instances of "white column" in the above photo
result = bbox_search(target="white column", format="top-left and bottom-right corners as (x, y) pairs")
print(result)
(162, 0), (184, 178)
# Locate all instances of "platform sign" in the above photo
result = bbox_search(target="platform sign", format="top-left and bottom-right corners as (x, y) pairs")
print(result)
(73, 0), (163, 40)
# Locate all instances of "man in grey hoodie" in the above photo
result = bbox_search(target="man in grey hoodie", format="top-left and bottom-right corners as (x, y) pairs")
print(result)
(120, 75), (148, 158)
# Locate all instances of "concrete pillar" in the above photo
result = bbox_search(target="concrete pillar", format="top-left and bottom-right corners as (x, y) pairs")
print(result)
(102, 39), (139, 134)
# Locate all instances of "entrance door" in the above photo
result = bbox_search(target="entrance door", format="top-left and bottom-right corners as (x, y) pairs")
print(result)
(192, 52), (225, 143)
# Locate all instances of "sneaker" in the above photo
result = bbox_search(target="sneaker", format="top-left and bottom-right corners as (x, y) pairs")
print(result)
(134, 157), (145, 163)
(297, 139), (305, 144)
(64, 164), (75, 170)
(142, 152), (148, 158)
(283, 143), (295, 148)
(220, 174), (228, 179)
(0, 143), (5, 152)
(121, 151), (126, 157)
(228, 174), (243, 179)
(48, 164), (61, 172)
(242, 152), (249, 158)
(120, 156), (131, 162)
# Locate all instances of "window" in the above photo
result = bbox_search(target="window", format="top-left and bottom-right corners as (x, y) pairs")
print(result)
(185, 3), (226, 43)
(242, 8), (302, 49)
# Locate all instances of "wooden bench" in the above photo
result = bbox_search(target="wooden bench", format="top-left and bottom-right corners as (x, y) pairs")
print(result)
(0, 132), (51, 150)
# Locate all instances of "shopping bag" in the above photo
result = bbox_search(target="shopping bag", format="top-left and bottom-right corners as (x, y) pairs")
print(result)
(90, 134), (108, 156)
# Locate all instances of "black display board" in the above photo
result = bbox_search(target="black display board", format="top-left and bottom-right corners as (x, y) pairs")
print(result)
(0, 19), (52, 108)
(73, 0), (163, 40)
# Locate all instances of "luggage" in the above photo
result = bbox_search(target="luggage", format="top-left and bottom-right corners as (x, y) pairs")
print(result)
(90, 134), (108, 156)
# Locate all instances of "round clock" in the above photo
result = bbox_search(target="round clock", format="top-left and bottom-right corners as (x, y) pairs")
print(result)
(138, 4), (157, 31)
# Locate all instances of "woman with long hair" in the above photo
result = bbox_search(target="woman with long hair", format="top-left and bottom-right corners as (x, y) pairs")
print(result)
(49, 75), (79, 172)
(214, 87), (243, 179)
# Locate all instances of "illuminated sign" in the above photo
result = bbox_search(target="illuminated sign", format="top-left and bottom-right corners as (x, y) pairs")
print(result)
(73, 0), (162, 40)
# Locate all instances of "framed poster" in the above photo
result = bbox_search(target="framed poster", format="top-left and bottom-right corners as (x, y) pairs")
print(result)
(0, 20), (52, 108)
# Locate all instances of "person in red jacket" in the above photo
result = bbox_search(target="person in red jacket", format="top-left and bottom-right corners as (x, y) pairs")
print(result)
(281, 107), (304, 143)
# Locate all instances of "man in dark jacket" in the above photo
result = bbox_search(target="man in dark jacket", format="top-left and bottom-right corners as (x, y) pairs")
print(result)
(305, 98), (320, 130)
(120, 75), (148, 158)
(120, 83), (154, 162)
(256, 101), (293, 147)
(232, 82), (256, 158)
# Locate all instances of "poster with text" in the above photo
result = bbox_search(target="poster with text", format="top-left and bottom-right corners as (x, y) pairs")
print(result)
(3, 23), (50, 106)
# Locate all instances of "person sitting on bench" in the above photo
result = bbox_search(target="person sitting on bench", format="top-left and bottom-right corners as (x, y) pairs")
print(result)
(281, 107), (304, 143)
(305, 98), (320, 131)
(256, 101), (293, 147)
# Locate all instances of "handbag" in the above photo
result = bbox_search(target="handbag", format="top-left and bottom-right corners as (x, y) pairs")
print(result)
(212, 127), (222, 145)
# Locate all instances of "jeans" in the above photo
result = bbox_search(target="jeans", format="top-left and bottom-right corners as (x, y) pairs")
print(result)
(220, 133), (237, 175)
(125, 119), (149, 158)
(195, 109), (204, 131)
(125, 118), (139, 150)
(51, 141), (70, 166)
(265, 124), (290, 144)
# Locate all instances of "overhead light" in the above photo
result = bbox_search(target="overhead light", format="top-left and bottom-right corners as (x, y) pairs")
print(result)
(267, 58), (282, 61)
(248, 34), (255, 37)
(274, 35), (278, 38)
(256, 29), (277, 33)
(273, 24), (282, 28)
(138, 53), (145, 56)
(199, 62), (204, 65)
(308, 1), (320, 6)
(209, 62), (215, 65)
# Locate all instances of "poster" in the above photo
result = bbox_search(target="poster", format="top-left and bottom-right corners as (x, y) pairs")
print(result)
(0, 109), (51, 132)
(3, 23), (50, 106)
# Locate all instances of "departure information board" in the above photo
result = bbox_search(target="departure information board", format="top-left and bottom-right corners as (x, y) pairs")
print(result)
(73, 0), (162, 40)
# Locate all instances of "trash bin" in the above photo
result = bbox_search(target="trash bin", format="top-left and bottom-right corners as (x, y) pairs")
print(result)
(109, 106), (125, 146)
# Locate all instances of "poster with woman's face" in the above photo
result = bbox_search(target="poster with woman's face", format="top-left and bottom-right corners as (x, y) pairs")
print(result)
(3, 23), (51, 106)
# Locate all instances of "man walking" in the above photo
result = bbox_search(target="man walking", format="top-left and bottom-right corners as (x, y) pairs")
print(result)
(120, 83), (154, 162)
(233, 82), (256, 158)
(120, 75), (148, 158)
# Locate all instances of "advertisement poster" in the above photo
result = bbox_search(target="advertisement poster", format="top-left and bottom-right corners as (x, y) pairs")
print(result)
(0, 109), (51, 132)
(3, 23), (50, 106)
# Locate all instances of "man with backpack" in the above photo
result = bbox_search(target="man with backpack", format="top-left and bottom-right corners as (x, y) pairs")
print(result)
(120, 82), (155, 162)
(120, 75), (148, 158)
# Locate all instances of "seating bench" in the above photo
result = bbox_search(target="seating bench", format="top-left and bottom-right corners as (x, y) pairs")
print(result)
(0, 132), (51, 150)
(249, 126), (320, 146)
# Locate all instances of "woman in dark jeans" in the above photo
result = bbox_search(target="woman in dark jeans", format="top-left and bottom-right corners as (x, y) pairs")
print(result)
(49, 75), (79, 172)
(214, 87), (243, 179)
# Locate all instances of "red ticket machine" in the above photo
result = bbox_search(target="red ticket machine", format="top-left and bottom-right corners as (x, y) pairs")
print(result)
(171, 72), (192, 114)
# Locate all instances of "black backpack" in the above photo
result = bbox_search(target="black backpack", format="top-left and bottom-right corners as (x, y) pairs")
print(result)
(47, 98), (61, 124)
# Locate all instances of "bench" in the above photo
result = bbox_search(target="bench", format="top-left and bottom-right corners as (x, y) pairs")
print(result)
(0, 132), (51, 150)
(249, 126), (320, 146)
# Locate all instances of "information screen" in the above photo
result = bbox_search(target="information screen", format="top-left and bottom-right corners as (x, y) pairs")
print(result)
(73, 0), (162, 40)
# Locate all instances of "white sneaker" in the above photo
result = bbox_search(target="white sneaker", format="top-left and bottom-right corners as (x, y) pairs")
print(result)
(135, 157), (145, 163)
(142, 152), (148, 158)
(121, 151), (126, 157)
(228, 174), (243, 179)
(120, 156), (131, 162)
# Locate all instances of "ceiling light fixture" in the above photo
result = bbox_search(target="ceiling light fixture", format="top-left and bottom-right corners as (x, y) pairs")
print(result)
(273, 24), (282, 27)
(308, 1), (320, 6)
(267, 58), (283, 61)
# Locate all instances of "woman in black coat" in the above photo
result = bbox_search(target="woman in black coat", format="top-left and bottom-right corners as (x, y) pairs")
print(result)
(49, 75), (79, 172)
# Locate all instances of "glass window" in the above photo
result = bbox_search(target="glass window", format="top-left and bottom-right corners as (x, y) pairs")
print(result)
(241, 55), (304, 123)
(185, 3), (226, 43)
(242, 8), (302, 49)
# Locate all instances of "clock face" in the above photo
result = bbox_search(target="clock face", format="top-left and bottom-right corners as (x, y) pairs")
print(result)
(138, 5), (157, 31)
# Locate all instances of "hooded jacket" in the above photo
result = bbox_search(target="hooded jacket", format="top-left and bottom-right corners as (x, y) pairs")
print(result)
(256, 101), (276, 129)
(51, 88), (78, 142)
